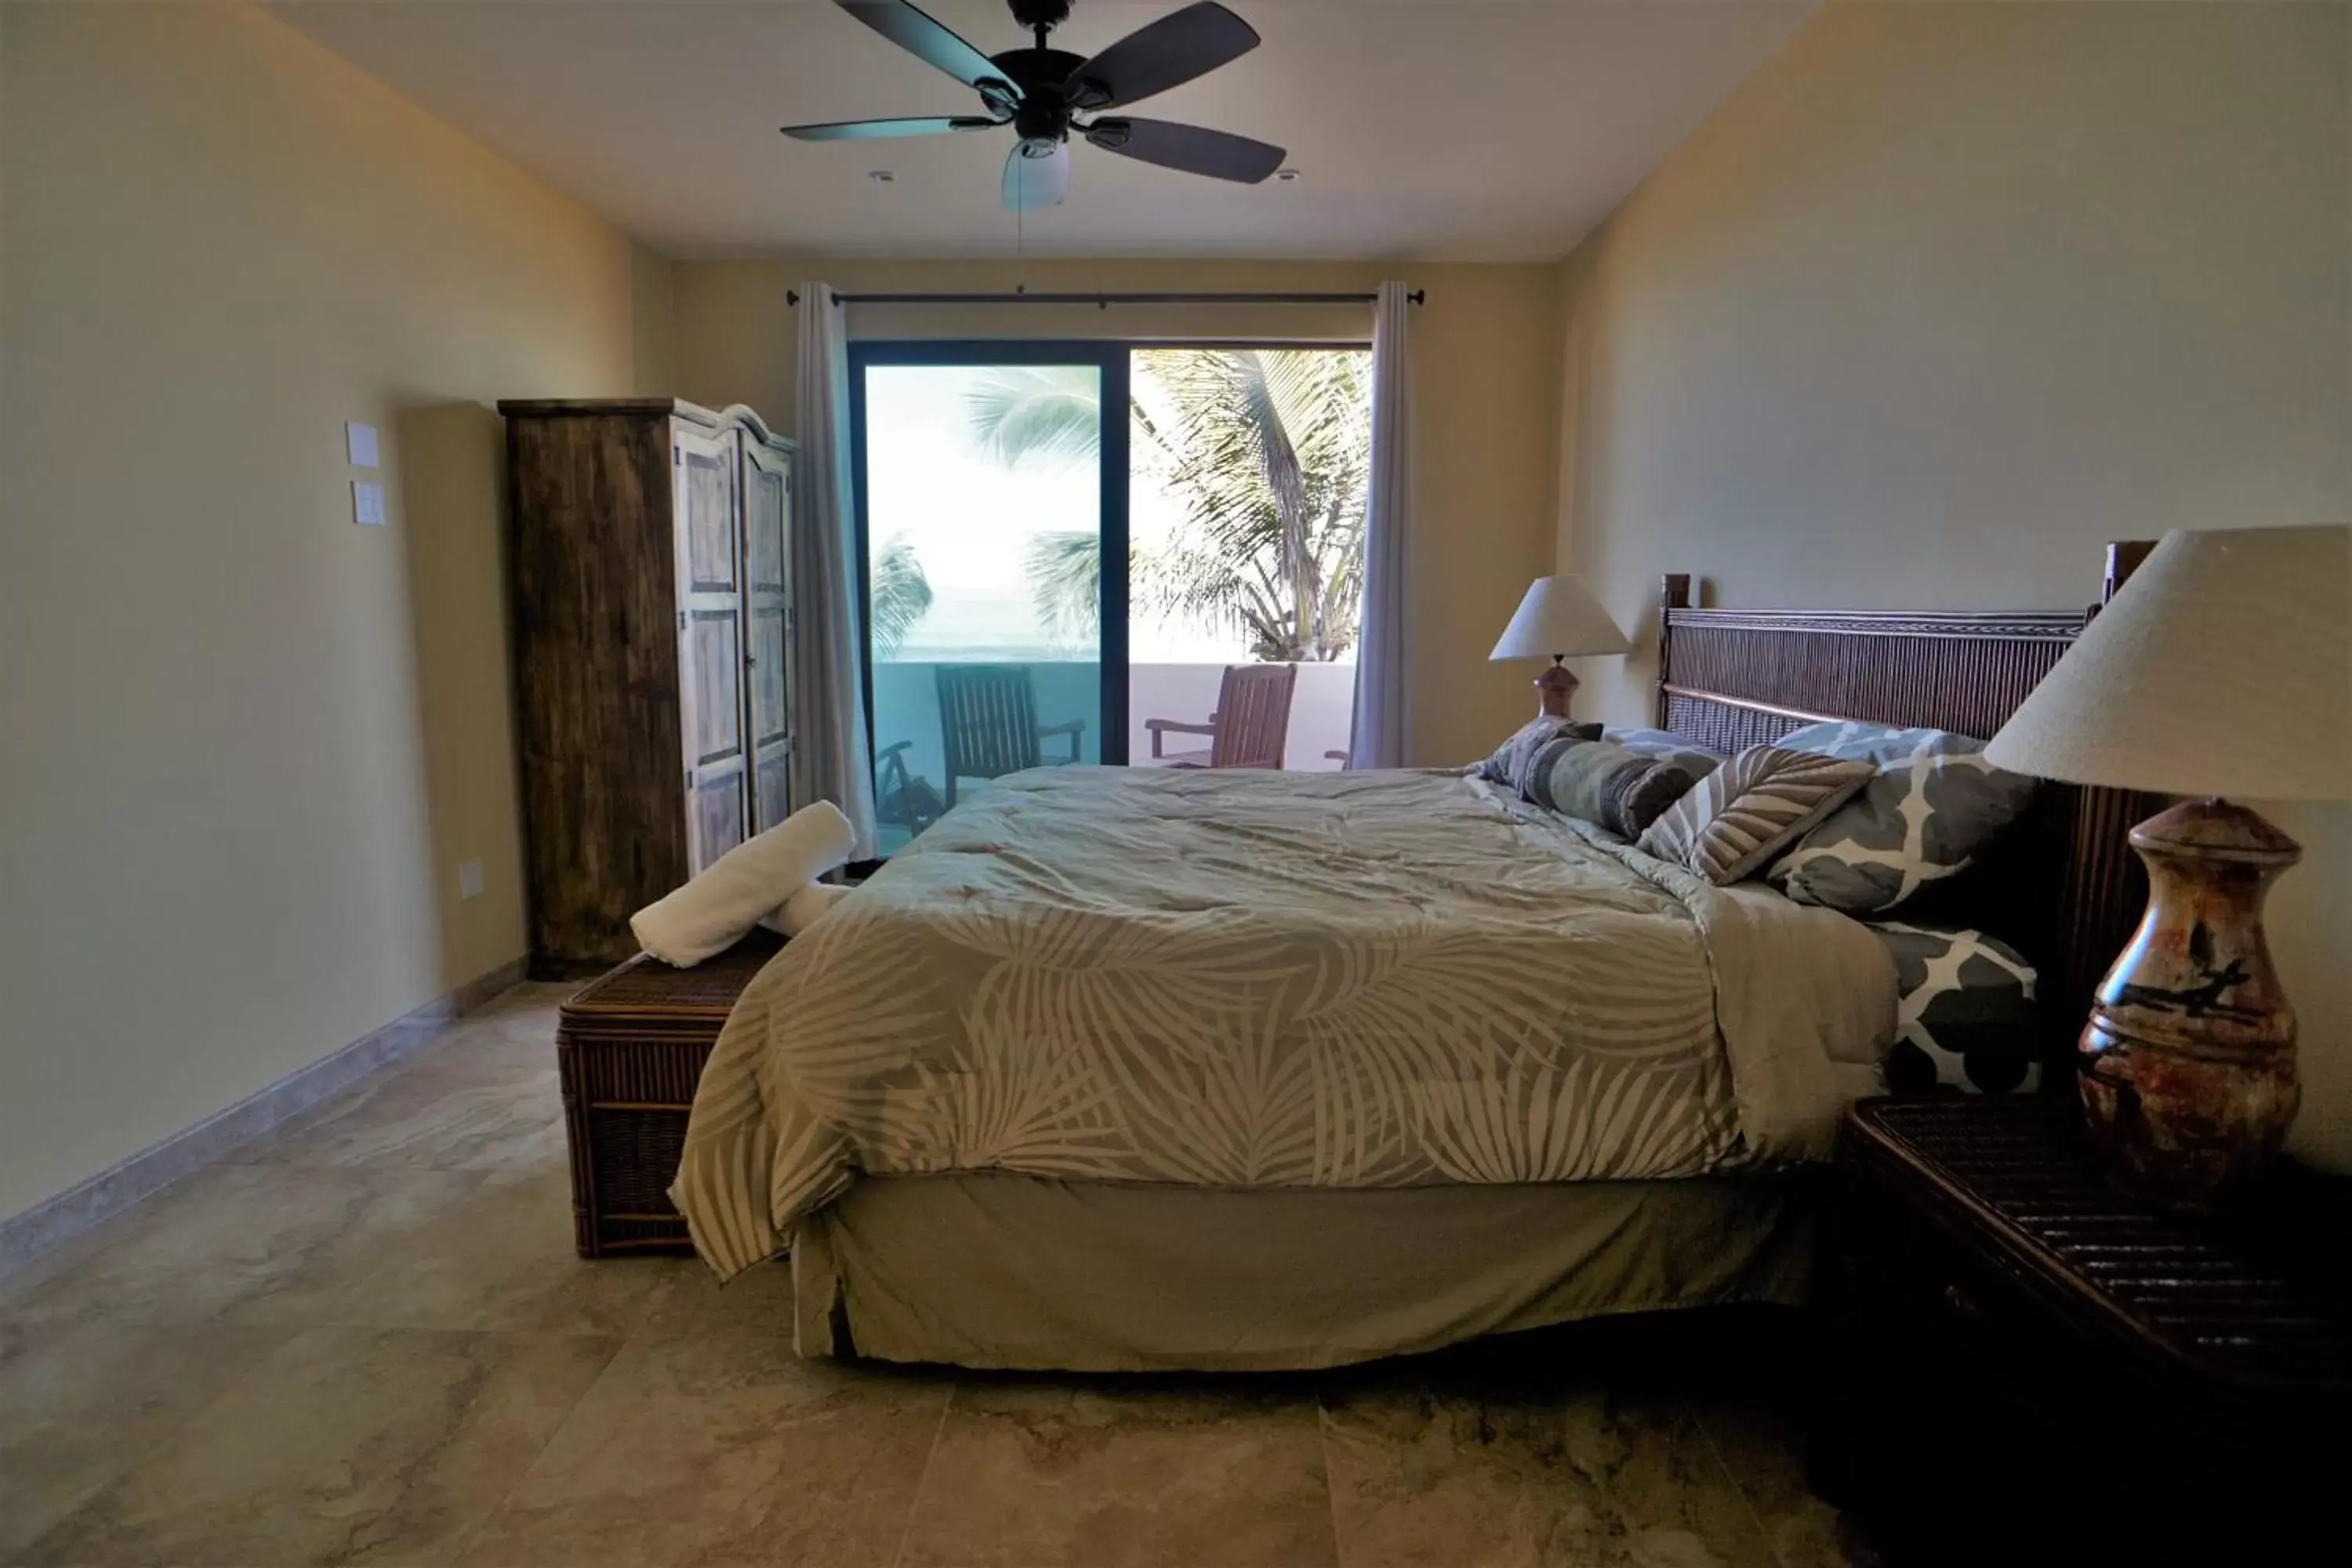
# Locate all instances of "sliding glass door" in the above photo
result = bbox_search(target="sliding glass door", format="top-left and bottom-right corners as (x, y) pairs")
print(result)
(851, 343), (1127, 852)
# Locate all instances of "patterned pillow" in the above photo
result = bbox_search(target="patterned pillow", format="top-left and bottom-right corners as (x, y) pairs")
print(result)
(1766, 722), (2041, 915)
(1872, 923), (2041, 1094)
(1531, 740), (1697, 839)
(1601, 726), (1726, 779)
(1478, 717), (1602, 793)
(1636, 746), (1876, 884)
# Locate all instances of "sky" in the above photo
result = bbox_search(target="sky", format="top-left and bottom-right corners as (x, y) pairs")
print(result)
(863, 360), (1287, 666)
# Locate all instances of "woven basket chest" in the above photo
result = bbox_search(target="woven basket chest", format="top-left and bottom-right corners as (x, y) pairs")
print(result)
(556, 929), (784, 1257)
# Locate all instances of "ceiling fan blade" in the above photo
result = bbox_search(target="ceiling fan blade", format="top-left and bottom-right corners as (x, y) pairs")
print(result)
(1001, 142), (1071, 212)
(1083, 118), (1284, 184)
(837, 1), (1020, 99)
(783, 115), (1000, 141)
(1065, 2), (1260, 111)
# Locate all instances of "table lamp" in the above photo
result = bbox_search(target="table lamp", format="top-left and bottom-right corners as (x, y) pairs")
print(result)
(1985, 525), (2349, 1209)
(1490, 575), (1631, 720)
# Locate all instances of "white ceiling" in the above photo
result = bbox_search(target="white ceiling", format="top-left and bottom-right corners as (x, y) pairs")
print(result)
(268, 1), (1818, 262)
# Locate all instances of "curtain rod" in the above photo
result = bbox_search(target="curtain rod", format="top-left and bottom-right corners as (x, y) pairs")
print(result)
(784, 289), (1422, 307)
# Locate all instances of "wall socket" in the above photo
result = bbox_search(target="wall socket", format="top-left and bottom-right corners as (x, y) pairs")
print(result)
(458, 859), (486, 901)
(352, 481), (387, 527)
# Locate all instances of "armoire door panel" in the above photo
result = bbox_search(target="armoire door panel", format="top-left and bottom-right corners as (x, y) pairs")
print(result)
(682, 443), (738, 593)
(692, 764), (748, 868)
(742, 437), (795, 833)
(688, 612), (743, 763)
(750, 609), (788, 748)
(674, 421), (750, 873)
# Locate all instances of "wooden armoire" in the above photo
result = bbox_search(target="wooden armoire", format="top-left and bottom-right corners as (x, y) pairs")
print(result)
(499, 398), (795, 974)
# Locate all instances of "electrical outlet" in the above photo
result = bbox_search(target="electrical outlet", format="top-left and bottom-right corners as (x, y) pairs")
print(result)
(459, 859), (485, 900)
(353, 481), (387, 527)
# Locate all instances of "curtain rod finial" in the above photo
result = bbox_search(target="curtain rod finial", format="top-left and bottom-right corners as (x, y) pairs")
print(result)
(1408, 289), (1425, 305)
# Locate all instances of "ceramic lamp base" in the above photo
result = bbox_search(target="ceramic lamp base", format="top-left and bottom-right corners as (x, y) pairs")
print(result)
(2078, 799), (2302, 1212)
(1536, 659), (1580, 719)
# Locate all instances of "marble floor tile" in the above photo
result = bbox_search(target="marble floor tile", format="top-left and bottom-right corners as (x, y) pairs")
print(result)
(0, 1317), (292, 1554)
(1320, 1384), (1774, 1568)
(1690, 1399), (1880, 1568)
(634, 1247), (797, 1334)
(2, 1163), (485, 1330)
(264, 1167), (678, 1337)
(18, 1323), (617, 1567)
(896, 1377), (1340, 1568)
(452, 1322), (949, 1568)
(230, 1058), (565, 1173)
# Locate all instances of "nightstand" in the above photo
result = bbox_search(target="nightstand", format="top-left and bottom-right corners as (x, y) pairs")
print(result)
(1824, 1095), (2351, 1565)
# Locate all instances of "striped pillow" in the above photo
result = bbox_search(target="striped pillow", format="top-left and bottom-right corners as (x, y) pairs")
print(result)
(1636, 746), (1876, 885)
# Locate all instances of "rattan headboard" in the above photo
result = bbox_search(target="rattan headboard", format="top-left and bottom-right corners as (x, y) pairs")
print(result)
(1653, 546), (2158, 1065)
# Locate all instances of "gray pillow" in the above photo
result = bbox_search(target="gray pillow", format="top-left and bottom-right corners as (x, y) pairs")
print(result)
(1478, 717), (1602, 794)
(1872, 922), (2041, 1095)
(1600, 726), (1726, 779)
(1766, 722), (2040, 915)
(1530, 739), (1697, 840)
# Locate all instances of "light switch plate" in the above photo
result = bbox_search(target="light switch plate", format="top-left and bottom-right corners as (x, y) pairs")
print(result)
(458, 859), (485, 900)
(346, 422), (380, 468)
(352, 481), (387, 527)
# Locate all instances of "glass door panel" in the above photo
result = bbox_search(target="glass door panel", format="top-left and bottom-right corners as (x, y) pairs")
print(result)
(855, 349), (1123, 854)
(1127, 346), (1374, 772)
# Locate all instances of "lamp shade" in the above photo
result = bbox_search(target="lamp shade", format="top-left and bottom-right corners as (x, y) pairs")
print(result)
(1490, 575), (1631, 662)
(1984, 525), (2348, 800)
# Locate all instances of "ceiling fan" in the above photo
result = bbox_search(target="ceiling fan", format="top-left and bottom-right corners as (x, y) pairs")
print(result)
(782, 0), (1287, 212)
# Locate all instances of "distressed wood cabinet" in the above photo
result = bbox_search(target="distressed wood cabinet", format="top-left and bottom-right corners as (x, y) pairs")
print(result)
(500, 397), (795, 975)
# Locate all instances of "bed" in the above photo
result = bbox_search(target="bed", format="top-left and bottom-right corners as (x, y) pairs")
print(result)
(670, 556), (2153, 1370)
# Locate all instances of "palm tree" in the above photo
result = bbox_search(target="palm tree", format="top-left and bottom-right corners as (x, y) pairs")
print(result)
(967, 350), (1371, 661)
(869, 532), (934, 659)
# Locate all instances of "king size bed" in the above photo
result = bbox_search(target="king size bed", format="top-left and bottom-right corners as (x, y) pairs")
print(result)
(669, 559), (2151, 1371)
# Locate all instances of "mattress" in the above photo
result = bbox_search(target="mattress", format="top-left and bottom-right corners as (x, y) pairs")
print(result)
(1870, 922), (2042, 1094)
(786, 1170), (1823, 1371)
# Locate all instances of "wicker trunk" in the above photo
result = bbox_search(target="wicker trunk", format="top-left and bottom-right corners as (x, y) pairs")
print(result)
(557, 930), (785, 1257)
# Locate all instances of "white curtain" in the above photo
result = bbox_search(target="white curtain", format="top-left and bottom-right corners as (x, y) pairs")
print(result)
(1349, 280), (1413, 768)
(790, 282), (880, 858)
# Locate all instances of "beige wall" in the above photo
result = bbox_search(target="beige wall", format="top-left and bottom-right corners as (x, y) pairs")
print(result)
(0, 3), (642, 1219)
(670, 256), (1564, 769)
(1555, 1), (2352, 1164)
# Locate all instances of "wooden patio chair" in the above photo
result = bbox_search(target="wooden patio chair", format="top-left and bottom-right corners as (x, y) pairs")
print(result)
(1144, 663), (1298, 769)
(935, 664), (1086, 806)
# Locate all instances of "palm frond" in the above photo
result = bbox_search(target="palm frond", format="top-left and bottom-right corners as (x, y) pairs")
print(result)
(964, 365), (1102, 470)
(870, 532), (934, 659)
(1025, 530), (1102, 644)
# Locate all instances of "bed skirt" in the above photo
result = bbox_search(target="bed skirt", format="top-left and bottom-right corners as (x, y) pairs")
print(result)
(788, 1171), (1823, 1372)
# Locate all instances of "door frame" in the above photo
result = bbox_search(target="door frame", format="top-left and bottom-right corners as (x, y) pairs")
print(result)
(848, 339), (1132, 773)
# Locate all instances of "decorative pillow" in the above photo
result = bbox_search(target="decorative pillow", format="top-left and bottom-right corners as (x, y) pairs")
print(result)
(1871, 923), (2041, 1095)
(1478, 717), (1602, 793)
(1636, 746), (1876, 884)
(1602, 726), (1726, 779)
(1530, 740), (1697, 839)
(1766, 722), (2041, 915)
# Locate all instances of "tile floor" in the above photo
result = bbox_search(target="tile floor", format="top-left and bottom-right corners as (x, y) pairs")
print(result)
(2, 984), (1878, 1567)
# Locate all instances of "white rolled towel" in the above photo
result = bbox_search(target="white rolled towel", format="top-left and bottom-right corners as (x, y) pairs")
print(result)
(757, 882), (851, 938)
(630, 800), (855, 966)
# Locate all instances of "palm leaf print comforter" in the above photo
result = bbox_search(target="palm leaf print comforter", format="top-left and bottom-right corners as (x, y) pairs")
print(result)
(671, 766), (1896, 1279)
